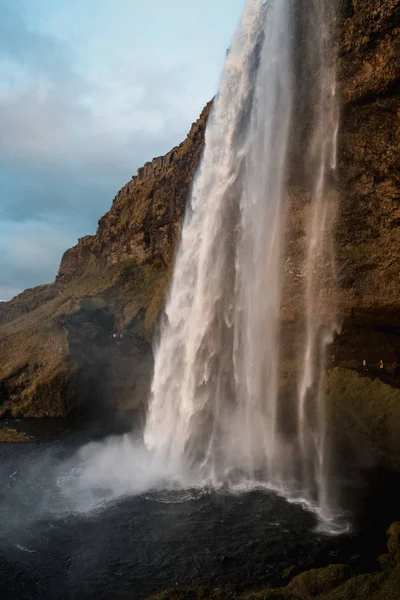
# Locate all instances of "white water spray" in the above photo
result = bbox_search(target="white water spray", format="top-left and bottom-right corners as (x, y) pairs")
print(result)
(145, 0), (339, 519)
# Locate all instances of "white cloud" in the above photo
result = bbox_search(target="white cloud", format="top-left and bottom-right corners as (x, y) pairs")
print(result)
(0, 83), (81, 159)
(0, 285), (23, 302)
(0, 220), (75, 298)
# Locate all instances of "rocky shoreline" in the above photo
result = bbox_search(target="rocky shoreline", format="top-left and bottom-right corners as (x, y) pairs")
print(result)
(0, 428), (32, 443)
(149, 522), (400, 600)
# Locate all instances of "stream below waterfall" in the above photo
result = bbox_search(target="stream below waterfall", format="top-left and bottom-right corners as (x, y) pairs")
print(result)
(0, 421), (399, 600)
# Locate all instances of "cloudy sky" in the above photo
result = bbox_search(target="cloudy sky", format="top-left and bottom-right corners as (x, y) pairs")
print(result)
(0, 0), (246, 301)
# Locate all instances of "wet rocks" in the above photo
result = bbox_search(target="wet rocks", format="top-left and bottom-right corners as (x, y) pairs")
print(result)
(379, 522), (400, 568)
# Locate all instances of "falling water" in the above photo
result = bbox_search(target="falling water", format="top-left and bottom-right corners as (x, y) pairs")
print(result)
(295, 0), (339, 522)
(145, 0), (339, 519)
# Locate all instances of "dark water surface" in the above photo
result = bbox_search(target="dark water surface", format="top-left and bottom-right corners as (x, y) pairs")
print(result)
(0, 421), (399, 600)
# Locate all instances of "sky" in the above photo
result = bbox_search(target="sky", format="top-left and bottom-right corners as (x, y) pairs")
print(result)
(0, 0), (246, 301)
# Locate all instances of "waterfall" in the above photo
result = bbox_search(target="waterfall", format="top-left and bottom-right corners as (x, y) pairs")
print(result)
(145, 0), (339, 519)
(295, 0), (339, 522)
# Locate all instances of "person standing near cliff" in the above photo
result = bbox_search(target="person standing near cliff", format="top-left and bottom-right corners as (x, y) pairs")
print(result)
(379, 360), (384, 374)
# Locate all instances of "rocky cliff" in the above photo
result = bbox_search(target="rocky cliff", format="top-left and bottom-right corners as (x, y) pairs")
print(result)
(0, 103), (211, 421)
(329, 0), (400, 466)
(279, 0), (400, 464)
(0, 0), (399, 460)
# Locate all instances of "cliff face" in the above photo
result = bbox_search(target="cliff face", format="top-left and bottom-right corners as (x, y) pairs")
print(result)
(326, 1), (400, 465)
(283, 0), (400, 316)
(57, 104), (211, 286)
(337, 0), (400, 310)
(0, 104), (211, 420)
(0, 1), (399, 455)
(282, 0), (400, 464)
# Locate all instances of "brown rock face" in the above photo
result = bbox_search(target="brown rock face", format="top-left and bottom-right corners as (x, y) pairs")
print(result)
(282, 0), (400, 318)
(323, 1), (400, 462)
(0, 1), (399, 456)
(0, 104), (211, 421)
(57, 102), (212, 285)
(336, 0), (400, 311)
(379, 521), (400, 568)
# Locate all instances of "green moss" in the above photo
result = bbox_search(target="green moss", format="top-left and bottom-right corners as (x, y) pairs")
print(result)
(326, 368), (400, 459)
(147, 563), (400, 600)
(0, 428), (33, 442)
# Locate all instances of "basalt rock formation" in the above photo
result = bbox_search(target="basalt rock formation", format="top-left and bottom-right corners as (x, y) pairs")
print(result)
(0, 0), (399, 462)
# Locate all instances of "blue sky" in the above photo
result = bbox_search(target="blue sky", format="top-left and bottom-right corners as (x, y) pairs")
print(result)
(0, 0), (246, 301)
